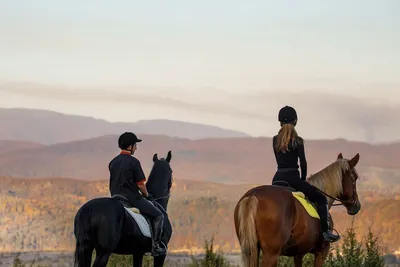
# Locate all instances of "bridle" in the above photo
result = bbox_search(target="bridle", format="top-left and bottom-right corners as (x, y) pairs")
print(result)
(312, 168), (358, 207)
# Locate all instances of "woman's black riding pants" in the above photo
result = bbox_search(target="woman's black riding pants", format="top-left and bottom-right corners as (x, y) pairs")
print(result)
(272, 170), (329, 231)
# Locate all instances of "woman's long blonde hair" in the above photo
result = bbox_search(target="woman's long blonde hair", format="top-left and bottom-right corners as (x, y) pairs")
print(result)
(274, 123), (303, 152)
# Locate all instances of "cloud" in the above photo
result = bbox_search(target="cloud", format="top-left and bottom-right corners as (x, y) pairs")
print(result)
(0, 82), (270, 121)
(242, 91), (400, 143)
(1, 82), (399, 143)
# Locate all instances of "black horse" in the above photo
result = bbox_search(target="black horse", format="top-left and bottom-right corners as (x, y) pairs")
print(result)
(73, 151), (173, 267)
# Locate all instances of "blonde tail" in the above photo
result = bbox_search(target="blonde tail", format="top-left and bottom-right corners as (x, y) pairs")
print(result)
(236, 196), (259, 267)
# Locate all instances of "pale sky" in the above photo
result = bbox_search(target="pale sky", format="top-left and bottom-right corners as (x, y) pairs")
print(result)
(0, 0), (399, 143)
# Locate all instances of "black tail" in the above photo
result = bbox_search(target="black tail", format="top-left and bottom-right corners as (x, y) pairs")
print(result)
(74, 207), (93, 267)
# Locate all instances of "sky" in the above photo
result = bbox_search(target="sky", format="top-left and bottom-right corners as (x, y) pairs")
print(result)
(0, 0), (399, 143)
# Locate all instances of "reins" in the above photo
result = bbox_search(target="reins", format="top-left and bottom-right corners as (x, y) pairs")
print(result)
(311, 186), (344, 207)
(152, 194), (171, 201)
(309, 168), (358, 207)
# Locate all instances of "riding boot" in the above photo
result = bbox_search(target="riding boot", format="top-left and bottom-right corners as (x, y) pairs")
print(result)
(151, 215), (167, 256)
(318, 204), (340, 243)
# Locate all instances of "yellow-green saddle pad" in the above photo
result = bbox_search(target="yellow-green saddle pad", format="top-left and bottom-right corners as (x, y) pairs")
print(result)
(292, 192), (320, 219)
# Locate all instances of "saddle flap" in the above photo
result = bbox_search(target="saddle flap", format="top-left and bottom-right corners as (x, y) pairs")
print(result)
(292, 191), (305, 198)
(291, 192), (320, 219)
(124, 207), (152, 238)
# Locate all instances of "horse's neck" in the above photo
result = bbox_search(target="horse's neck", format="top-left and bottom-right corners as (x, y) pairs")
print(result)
(308, 174), (342, 200)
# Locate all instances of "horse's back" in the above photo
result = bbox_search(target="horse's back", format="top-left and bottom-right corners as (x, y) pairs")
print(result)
(78, 196), (122, 213)
(238, 185), (315, 224)
(75, 197), (125, 227)
(239, 184), (295, 204)
(74, 197), (130, 250)
(236, 185), (296, 226)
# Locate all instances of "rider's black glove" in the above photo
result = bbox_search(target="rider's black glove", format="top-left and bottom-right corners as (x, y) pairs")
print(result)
(146, 193), (154, 201)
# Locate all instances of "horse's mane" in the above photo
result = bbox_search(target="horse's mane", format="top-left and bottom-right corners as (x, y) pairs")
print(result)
(307, 159), (350, 198)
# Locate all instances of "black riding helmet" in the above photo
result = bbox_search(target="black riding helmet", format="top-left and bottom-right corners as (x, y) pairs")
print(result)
(118, 132), (142, 150)
(278, 105), (297, 124)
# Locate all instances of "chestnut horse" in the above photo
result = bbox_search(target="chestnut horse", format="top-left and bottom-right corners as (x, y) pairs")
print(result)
(234, 153), (361, 267)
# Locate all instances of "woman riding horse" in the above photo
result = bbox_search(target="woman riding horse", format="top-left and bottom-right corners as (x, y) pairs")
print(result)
(272, 105), (340, 243)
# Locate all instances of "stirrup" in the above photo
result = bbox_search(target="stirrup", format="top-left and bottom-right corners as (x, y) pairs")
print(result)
(151, 243), (167, 256)
(323, 230), (340, 243)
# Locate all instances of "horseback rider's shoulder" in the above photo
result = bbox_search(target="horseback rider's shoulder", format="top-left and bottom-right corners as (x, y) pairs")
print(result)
(272, 135), (278, 145)
(128, 155), (142, 166)
(297, 136), (305, 145)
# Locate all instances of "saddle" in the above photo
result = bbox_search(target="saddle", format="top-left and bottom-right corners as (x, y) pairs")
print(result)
(111, 194), (152, 237)
(272, 181), (320, 219)
(272, 180), (296, 191)
(111, 194), (139, 211)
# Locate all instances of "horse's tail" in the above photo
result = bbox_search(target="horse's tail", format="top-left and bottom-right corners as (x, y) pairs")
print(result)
(236, 196), (259, 267)
(73, 206), (93, 267)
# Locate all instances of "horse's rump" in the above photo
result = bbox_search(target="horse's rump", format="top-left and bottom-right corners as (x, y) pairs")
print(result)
(235, 185), (321, 258)
(75, 196), (172, 251)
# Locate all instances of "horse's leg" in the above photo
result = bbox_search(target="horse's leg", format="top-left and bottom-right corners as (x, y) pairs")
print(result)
(294, 255), (304, 267)
(92, 251), (111, 267)
(313, 244), (330, 267)
(153, 255), (167, 267)
(75, 244), (94, 267)
(133, 253), (143, 267)
(260, 250), (280, 267)
(256, 203), (288, 267)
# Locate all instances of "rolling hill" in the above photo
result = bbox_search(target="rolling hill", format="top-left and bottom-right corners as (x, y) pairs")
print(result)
(0, 140), (44, 155)
(0, 135), (399, 191)
(0, 108), (250, 144)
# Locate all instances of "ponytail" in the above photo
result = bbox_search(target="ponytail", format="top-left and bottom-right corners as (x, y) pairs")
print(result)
(274, 123), (303, 152)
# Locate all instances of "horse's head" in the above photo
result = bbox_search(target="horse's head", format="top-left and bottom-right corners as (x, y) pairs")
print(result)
(151, 150), (173, 177)
(337, 152), (361, 215)
(146, 151), (173, 203)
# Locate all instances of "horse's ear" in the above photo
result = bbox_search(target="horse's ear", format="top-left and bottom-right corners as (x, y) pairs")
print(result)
(337, 153), (343, 159)
(348, 153), (360, 168)
(166, 150), (172, 163)
(153, 153), (158, 163)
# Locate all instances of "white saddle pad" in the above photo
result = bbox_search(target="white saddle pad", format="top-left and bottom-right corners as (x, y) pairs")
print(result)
(124, 207), (152, 238)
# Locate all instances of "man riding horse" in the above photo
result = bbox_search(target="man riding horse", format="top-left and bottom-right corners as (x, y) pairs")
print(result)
(272, 106), (340, 242)
(108, 132), (167, 256)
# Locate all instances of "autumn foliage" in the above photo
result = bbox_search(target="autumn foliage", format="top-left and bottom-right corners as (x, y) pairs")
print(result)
(0, 176), (399, 256)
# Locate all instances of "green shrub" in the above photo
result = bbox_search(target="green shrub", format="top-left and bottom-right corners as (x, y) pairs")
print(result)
(324, 222), (385, 267)
(189, 236), (237, 267)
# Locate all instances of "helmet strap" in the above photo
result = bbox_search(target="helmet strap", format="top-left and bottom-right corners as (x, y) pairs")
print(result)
(130, 143), (135, 155)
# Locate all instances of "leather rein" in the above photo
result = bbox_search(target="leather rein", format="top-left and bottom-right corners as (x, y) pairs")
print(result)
(312, 168), (358, 207)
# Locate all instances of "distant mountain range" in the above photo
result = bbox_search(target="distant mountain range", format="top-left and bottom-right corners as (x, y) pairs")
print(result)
(0, 108), (250, 144)
(0, 134), (399, 192)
